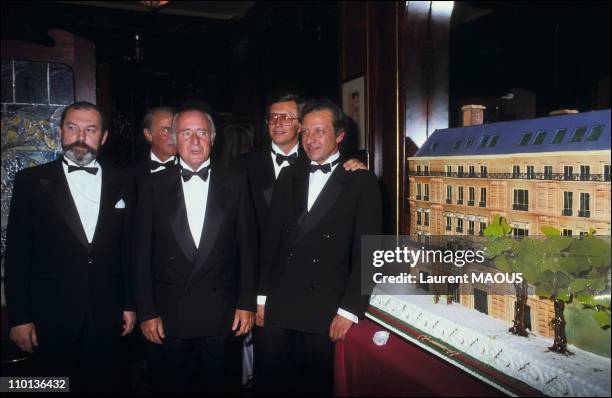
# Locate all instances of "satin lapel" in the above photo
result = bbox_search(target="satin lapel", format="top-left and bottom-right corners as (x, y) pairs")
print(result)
(167, 172), (198, 265)
(190, 170), (228, 279)
(292, 167), (309, 228)
(40, 160), (89, 248)
(294, 166), (347, 244)
(89, 170), (120, 252)
(256, 150), (276, 206)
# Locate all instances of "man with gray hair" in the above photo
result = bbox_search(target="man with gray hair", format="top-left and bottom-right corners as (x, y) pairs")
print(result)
(133, 106), (258, 395)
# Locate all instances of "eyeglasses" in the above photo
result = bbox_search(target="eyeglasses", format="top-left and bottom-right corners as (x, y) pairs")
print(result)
(268, 113), (297, 126)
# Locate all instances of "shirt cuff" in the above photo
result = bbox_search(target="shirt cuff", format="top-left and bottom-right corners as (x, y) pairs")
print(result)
(257, 295), (267, 305)
(337, 308), (359, 324)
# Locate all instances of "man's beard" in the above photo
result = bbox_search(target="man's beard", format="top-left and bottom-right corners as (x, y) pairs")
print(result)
(62, 142), (98, 166)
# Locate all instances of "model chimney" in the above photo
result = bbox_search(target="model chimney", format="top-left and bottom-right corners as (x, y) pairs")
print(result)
(461, 105), (486, 126)
(548, 109), (579, 116)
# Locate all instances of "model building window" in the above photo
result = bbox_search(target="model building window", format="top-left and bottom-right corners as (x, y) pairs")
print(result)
(512, 165), (521, 179)
(464, 138), (474, 149)
(579, 193), (590, 217)
(524, 304), (532, 331)
(563, 192), (573, 216)
(564, 165), (574, 180)
(488, 135), (499, 147)
(446, 216), (452, 231)
(417, 165), (422, 175)
(474, 289), (488, 314)
(479, 222), (486, 236)
(580, 231), (589, 238)
(533, 130), (547, 145)
(446, 185), (453, 203)
(480, 165), (488, 177)
(551, 128), (567, 144)
(430, 142), (439, 150)
(457, 186), (464, 204)
(587, 124), (604, 141)
(480, 187), (487, 207)
(562, 228), (572, 237)
(446, 165), (452, 176)
(453, 140), (462, 150)
(544, 165), (553, 179)
(424, 184), (430, 201)
(519, 132), (532, 146)
(469, 165), (476, 177)
(513, 189), (529, 211)
(424, 211), (430, 226)
(526, 165), (535, 179)
(468, 220), (475, 235)
(456, 218), (464, 233)
(416, 211), (422, 225)
(605, 165), (611, 181)
(416, 183), (422, 200)
(569, 126), (587, 143)
(478, 136), (490, 148)
(448, 283), (460, 303)
(424, 165), (429, 175)
(468, 187), (475, 206)
(513, 228), (529, 237)
(457, 165), (464, 177)
(580, 165), (590, 181)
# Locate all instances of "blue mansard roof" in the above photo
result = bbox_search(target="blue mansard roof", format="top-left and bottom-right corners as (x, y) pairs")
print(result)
(414, 109), (611, 157)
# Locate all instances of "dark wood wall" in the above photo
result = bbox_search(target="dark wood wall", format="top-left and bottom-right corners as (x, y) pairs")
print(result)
(339, 1), (451, 234)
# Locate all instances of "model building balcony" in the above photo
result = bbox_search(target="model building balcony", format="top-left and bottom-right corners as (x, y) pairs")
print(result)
(406, 171), (607, 181)
(467, 200), (475, 206)
(479, 201), (486, 208)
(416, 195), (422, 200)
(562, 209), (572, 216)
(456, 226), (463, 233)
(468, 229), (475, 235)
(423, 196), (430, 201)
(456, 199), (463, 205)
(512, 203), (528, 211)
(446, 198), (452, 204)
(578, 210), (590, 218)
(446, 225), (452, 231)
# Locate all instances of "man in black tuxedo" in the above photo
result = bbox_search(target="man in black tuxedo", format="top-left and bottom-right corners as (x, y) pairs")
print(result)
(128, 106), (177, 178)
(5, 101), (136, 394)
(256, 99), (382, 396)
(133, 107), (257, 395)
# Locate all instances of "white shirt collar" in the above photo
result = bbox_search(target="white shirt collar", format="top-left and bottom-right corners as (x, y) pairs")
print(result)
(271, 142), (299, 156)
(310, 150), (340, 166)
(150, 151), (175, 164)
(179, 158), (211, 172)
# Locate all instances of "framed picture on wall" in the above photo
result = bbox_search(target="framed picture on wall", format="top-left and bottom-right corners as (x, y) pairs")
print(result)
(342, 76), (366, 150)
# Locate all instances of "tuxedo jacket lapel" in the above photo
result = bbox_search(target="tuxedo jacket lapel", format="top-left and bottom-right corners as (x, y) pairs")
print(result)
(292, 167), (309, 228)
(256, 150), (276, 206)
(41, 160), (89, 249)
(167, 172), (198, 268)
(190, 169), (228, 279)
(89, 170), (121, 251)
(294, 166), (348, 244)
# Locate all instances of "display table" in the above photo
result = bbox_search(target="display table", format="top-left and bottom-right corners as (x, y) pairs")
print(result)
(334, 318), (506, 396)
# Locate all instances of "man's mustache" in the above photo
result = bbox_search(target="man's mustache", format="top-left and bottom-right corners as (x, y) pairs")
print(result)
(63, 141), (97, 154)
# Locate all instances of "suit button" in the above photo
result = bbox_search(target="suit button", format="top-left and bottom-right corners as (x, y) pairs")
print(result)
(87, 259), (94, 265)
(323, 233), (331, 239)
(184, 286), (190, 293)
(287, 252), (294, 260)
(312, 259), (320, 264)
(310, 284), (317, 290)
(286, 227), (292, 233)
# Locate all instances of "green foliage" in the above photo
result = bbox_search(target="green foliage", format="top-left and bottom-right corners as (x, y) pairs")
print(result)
(565, 302), (611, 358)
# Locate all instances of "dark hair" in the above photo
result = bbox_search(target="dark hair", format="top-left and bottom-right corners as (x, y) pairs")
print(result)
(142, 106), (175, 131)
(60, 101), (105, 131)
(299, 98), (347, 135)
(266, 93), (304, 116)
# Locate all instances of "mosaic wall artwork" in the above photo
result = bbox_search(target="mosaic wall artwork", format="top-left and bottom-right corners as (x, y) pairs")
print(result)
(1, 59), (74, 305)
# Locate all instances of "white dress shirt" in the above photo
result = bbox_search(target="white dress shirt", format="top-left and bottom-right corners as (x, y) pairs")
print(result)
(62, 157), (102, 243)
(271, 142), (299, 179)
(180, 158), (211, 248)
(259, 150), (358, 324)
(150, 151), (175, 173)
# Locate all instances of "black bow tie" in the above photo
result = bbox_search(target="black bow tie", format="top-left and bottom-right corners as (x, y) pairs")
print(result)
(150, 160), (172, 170)
(63, 159), (98, 175)
(271, 149), (298, 166)
(181, 165), (210, 182)
(308, 158), (341, 174)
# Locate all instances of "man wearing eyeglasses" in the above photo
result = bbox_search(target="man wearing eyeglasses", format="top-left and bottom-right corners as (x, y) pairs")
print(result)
(133, 107), (257, 395)
(256, 99), (381, 396)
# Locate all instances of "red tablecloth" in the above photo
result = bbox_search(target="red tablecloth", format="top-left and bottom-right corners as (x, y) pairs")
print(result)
(334, 318), (506, 397)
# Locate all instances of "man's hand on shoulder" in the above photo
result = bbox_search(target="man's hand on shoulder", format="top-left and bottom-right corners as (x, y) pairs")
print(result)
(9, 323), (38, 353)
(329, 315), (354, 342)
(122, 311), (137, 336)
(342, 158), (367, 171)
(255, 304), (265, 327)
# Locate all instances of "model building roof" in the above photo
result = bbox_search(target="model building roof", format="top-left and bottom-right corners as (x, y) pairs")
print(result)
(414, 109), (611, 157)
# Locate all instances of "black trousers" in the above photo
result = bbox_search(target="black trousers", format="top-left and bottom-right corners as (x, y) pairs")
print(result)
(146, 334), (229, 396)
(255, 325), (334, 397)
